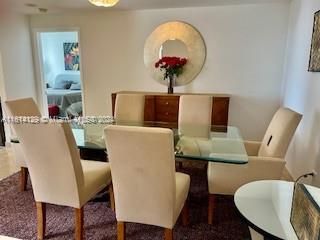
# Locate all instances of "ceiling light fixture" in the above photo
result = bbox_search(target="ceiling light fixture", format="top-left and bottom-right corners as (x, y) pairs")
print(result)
(88, 0), (119, 7)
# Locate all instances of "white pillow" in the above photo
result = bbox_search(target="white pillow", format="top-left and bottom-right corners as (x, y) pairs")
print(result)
(69, 83), (81, 90)
(53, 80), (72, 89)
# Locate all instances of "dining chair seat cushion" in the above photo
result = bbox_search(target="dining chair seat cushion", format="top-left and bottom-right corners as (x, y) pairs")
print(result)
(177, 136), (212, 157)
(244, 141), (261, 156)
(177, 137), (201, 156)
(174, 172), (190, 221)
(81, 160), (112, 204)
(207, 156), (286, 195)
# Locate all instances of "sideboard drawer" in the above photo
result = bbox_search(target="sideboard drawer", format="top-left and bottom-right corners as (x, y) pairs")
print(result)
(155, 96), (179, 107)
(155, 110), (178, 122)
(155, 96), (179, 122)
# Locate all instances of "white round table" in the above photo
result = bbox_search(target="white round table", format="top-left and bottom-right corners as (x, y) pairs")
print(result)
(234, 180), (299, 240)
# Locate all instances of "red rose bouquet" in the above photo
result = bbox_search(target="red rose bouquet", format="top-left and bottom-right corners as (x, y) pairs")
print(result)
(155, 56), (188, 93)
(155, 56), (188, 81)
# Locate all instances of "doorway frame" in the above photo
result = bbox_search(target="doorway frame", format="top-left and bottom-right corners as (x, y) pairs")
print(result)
(0, 52), (6, 145)
(32, 27), (85, 116)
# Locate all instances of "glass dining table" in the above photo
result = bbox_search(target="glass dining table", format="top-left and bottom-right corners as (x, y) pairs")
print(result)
(71, 121), (248, 164)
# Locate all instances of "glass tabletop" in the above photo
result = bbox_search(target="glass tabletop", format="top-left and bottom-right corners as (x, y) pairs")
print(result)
(72, 121), (248, 164)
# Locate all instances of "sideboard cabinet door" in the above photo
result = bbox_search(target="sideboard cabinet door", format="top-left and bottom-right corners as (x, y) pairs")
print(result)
(144, 96), (155, 121)
(212, 97), (230, 126)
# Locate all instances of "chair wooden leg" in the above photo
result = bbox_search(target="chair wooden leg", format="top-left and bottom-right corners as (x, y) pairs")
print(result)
(181, 202), (189, 226)
(164, 228), (173, 240)
(20, 167), (28, 191)
(208, 194), (215, 225)
(75, 207), (84, 240)
(109, 183), (115, 212)
(117, 221), (125, 240)
(36, 202), (46, 240)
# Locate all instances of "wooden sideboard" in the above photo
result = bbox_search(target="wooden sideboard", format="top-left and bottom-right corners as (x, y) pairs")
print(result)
(81, 92), (230, 161)
(111, 91), (230, 126)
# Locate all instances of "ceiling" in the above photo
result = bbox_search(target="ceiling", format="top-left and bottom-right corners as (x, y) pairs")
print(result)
(5, 0), (290, 14)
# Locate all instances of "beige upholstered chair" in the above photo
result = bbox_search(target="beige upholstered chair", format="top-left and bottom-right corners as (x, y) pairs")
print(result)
(104, 125), (190, 240)
(177, 95), (212, 169)
(207, 107), (302, 224)
(114, 94), (145, 123)
(178, 95), (212, 138)
(5, 98), (41, 191)
(11, 142), (28, 191)
(13, 122), (112, 240)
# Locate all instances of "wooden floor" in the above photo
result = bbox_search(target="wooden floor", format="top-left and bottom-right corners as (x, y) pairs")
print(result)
(0, 147), (19, 180)
(0, 147), (293, 181)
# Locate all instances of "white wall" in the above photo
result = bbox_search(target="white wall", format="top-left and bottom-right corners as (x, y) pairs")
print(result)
(30, 2), (290, 140)
(0, 52), (10, 141)
(0, 14), (36, 101)
(0, 52), (6, 101)
(0, 14), (37, 141)
(282, 0), (320, 184)
(40, 31), (79, 87)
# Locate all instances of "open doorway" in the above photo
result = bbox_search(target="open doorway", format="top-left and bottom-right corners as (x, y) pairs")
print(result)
(36, 31), (83, 118)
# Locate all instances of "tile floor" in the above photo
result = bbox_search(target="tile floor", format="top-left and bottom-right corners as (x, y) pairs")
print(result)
(0, 147), (19, 180)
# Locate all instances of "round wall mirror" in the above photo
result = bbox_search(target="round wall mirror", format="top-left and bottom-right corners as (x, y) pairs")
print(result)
(144, 21), (206, 86)
(159, 39), (188, 59)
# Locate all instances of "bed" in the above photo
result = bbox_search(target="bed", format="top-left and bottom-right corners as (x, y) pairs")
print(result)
(46, 74), (82, 117)
(46, 89), (82, 116)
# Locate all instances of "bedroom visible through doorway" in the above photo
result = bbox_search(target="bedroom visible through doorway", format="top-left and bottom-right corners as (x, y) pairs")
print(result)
(37, 31), (83, 118)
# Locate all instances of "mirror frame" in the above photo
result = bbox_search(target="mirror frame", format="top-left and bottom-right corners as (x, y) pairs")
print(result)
(144, 21), (206, 86)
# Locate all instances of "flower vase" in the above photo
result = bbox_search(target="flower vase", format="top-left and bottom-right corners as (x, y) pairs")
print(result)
(167, 75), (175, 94)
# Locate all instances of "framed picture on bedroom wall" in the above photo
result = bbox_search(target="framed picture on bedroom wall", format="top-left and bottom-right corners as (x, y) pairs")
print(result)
(308, 10), (320, 72)
(64, 42), (80, 71)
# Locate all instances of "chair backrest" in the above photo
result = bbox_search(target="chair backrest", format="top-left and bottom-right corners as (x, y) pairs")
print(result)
(5, 98), (41, 117)
(5, 98), (41, 168)
(258, 107), (302, 158)
(12, 122), (84, 208)
(114, 94), (145, 123)
(178, 95), (212, 138)
(104, 125), (176, 228)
